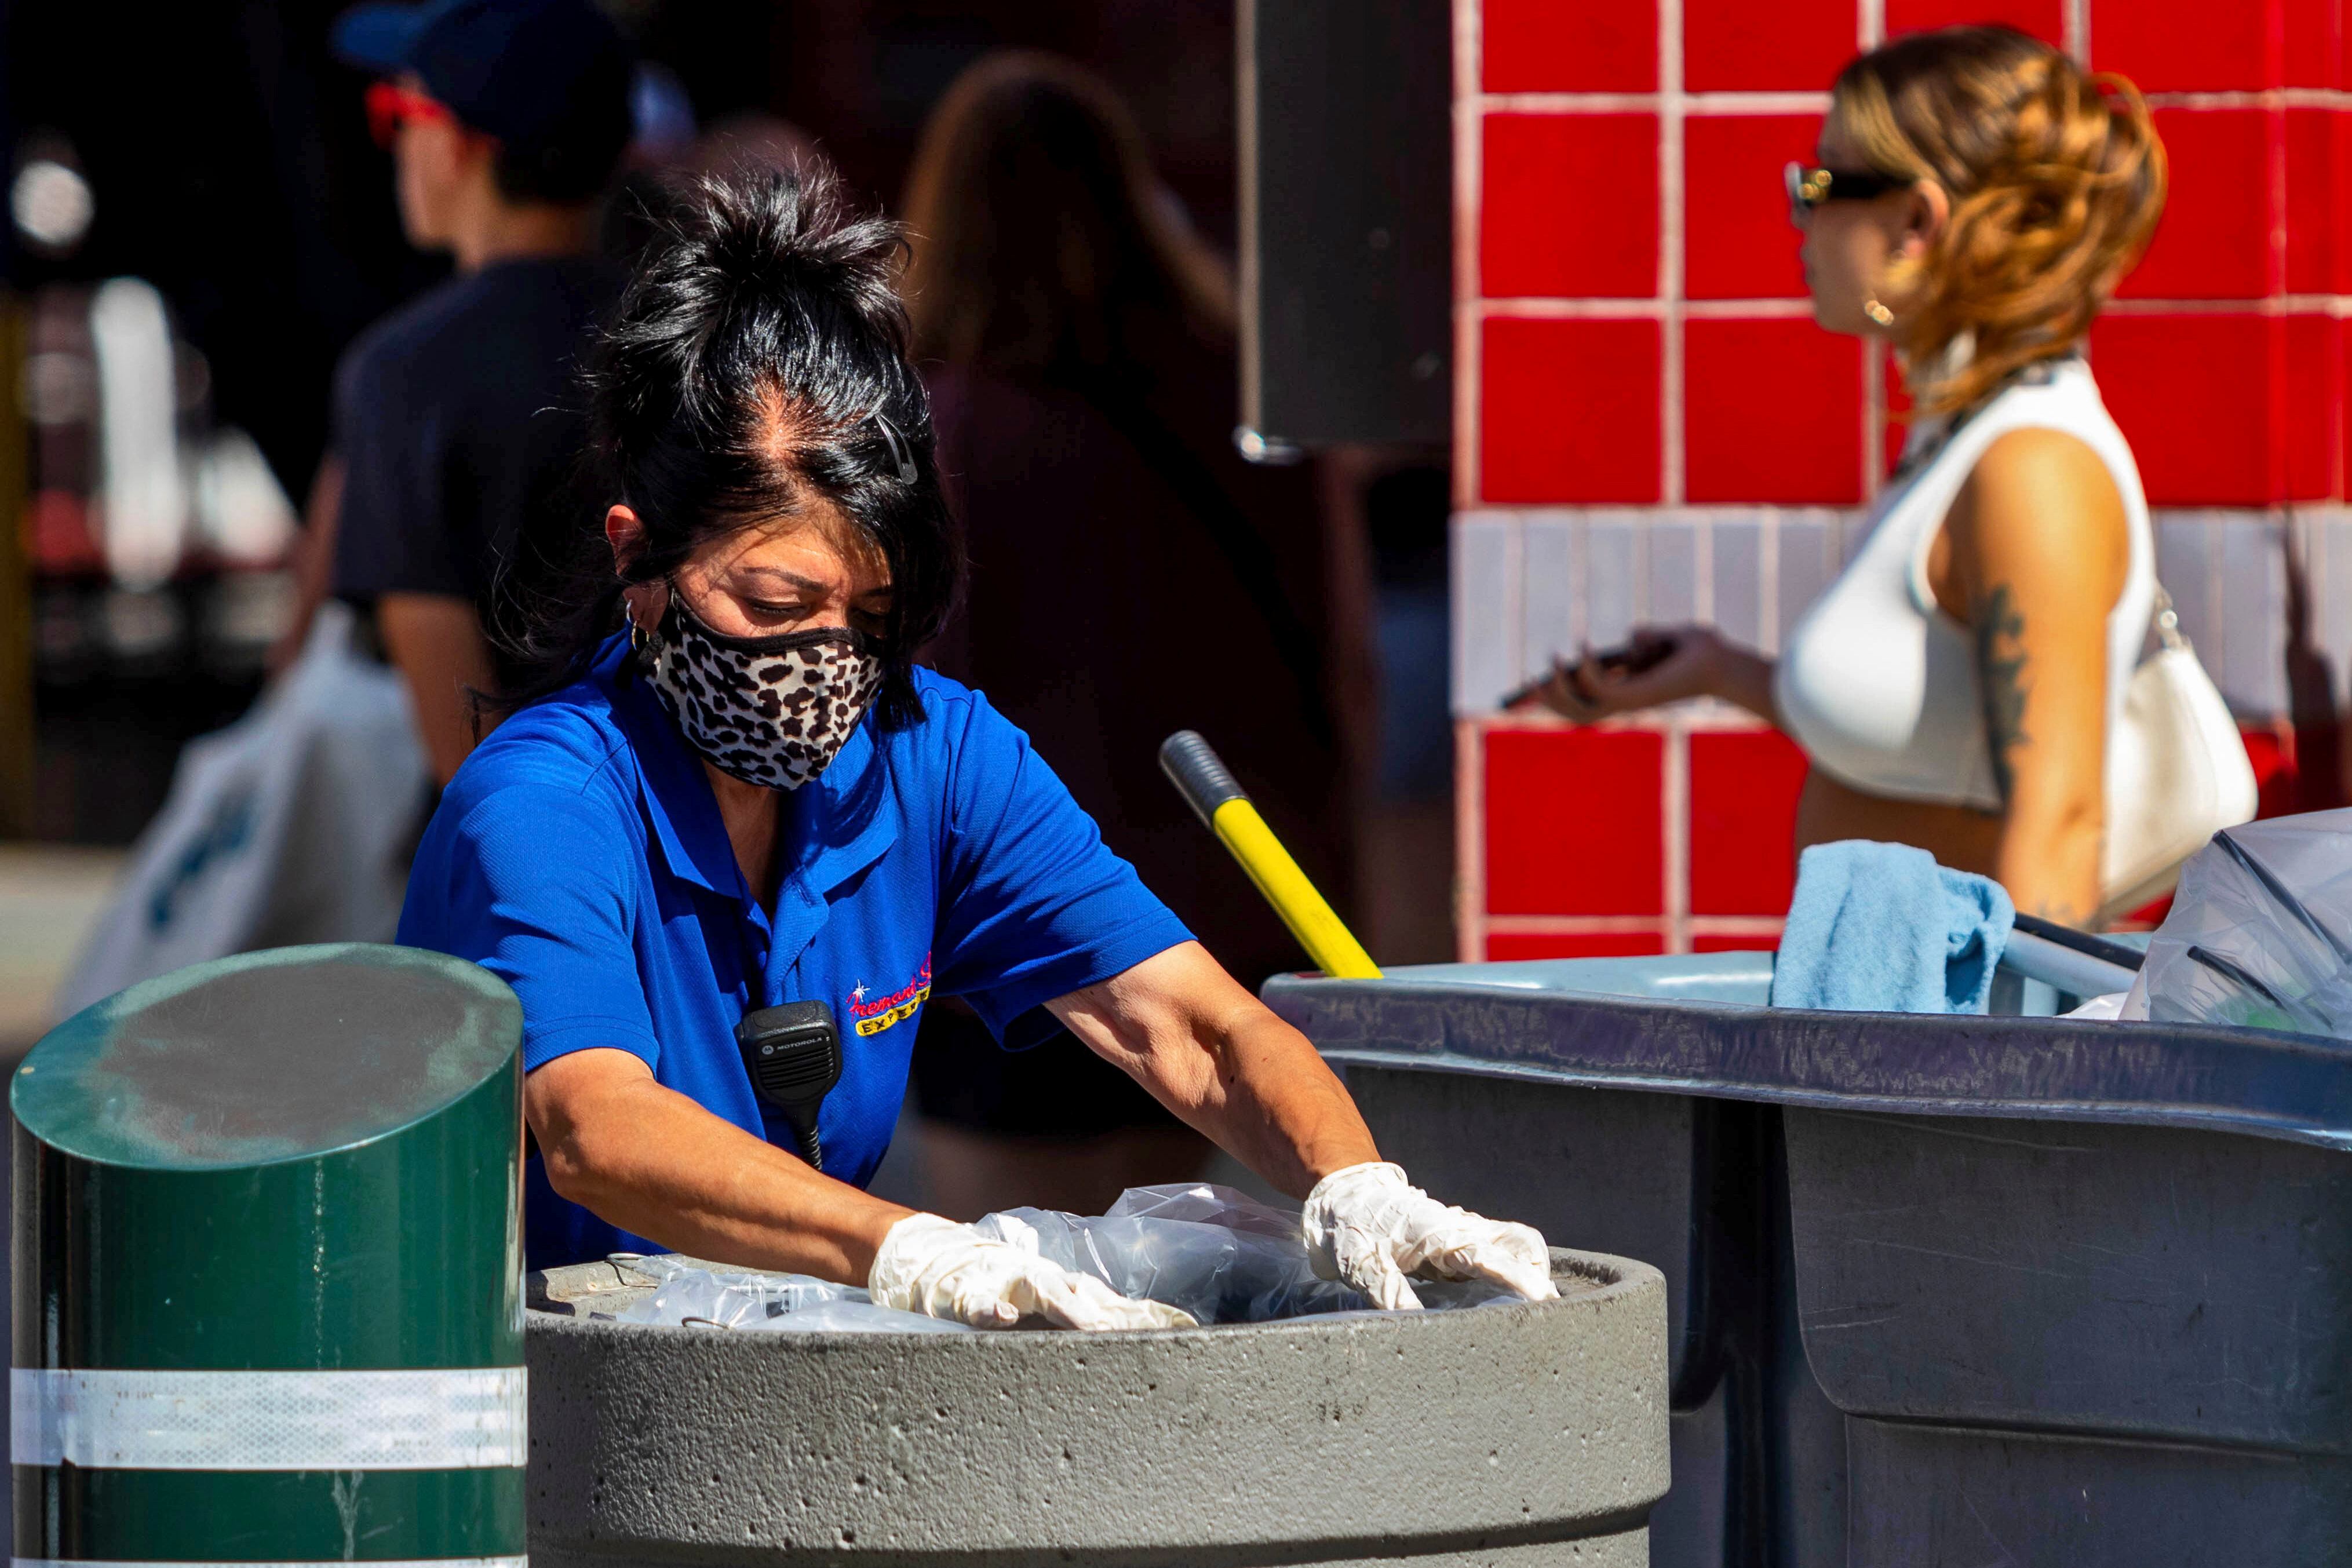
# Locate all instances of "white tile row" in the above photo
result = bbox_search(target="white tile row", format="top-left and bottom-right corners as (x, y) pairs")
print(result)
(1452, 506), (2352, 719)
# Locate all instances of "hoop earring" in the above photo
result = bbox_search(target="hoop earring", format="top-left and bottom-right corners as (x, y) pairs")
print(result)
(1864, 298), (1896, 327)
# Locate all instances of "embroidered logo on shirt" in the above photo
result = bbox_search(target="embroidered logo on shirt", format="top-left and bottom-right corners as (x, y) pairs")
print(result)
(849, 954), (931, 1037)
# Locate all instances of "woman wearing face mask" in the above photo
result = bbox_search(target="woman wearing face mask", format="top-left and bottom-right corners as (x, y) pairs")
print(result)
(397, 163), (1555, 1329)
(1526, 27), (2165, 927)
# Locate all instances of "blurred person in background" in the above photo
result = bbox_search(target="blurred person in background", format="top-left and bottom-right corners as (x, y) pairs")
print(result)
(299, 0), (633, 785)
(897, 53), (1351, 1216)
(1525, 27), (2164, 928)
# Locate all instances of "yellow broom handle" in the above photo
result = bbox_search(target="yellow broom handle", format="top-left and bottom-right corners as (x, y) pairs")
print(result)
(1158, 731), (1382, 979)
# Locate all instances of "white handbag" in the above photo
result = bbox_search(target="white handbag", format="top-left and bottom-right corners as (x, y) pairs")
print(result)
(2099, 588), (2259, 920)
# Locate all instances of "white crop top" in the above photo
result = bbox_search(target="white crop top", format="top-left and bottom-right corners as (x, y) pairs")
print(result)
(1773, 357), (2155, 812)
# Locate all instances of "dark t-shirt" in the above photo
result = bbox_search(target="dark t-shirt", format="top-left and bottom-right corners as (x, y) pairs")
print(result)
(924, 359), (1345, 987)
(330, 256), (619, 683)
(909, 355), (1350, 1139)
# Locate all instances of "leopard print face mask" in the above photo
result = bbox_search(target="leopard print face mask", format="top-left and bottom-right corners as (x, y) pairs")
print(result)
(637, 590), (884, 791)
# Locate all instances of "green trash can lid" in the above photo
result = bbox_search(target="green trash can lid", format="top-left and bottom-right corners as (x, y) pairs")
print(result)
(13, 943), (521, 1170)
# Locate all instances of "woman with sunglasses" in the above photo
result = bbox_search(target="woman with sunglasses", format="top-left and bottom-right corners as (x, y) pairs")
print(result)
(1527, 26), (2165, 928)
(398, 162), (1559, 1329)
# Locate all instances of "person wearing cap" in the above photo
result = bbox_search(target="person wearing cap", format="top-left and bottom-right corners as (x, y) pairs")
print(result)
(323, 0), (634, 784)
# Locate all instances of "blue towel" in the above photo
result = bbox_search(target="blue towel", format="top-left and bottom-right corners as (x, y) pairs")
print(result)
(1770, 840), (2014, 1013)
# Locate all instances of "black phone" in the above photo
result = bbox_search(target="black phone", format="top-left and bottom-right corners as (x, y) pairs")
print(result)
(735, 1001), (843, 1170)
(1500, 635), (1679, 709)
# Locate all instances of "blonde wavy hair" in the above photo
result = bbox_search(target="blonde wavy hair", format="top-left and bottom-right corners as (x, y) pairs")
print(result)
(1829, 26), (2166, 416)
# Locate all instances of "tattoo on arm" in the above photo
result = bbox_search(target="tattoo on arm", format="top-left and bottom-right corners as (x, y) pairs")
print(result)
(1974, 582), (2030, 804)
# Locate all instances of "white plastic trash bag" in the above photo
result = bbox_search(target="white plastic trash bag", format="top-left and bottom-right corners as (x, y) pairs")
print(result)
(56, 603), (428, 1017)
(2125, 808), (2352, 1035)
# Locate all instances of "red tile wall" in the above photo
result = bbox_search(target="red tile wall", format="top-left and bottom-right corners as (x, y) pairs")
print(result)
(1468, 0), (2351, 511)
(1684, 0), (1854, 91)
(1489, 931), (1669, 960)
(1464, 716), (2307, 958)
(1885, 0), (2063, 44)
(1482, 115), (1660, 299)
(1459, 0), (2352, 959)
(1482, 0), (1657, 92)
(2117, 110), (2271, 301)
(1483, 727), (1664, 915)
(1480, 318), (1662, 503)
(1688, 730), (1810, 915)
(1682, 115), (1821, 301)
(1684, 320), (1865, 503)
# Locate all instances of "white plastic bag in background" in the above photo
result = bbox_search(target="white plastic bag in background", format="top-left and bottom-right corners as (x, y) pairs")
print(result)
(55, 603), (428, 1018)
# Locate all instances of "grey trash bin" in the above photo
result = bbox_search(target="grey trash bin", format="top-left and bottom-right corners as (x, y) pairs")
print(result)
(1266, 951), (2352, 1568)
(523, 1248), (1669, 1566)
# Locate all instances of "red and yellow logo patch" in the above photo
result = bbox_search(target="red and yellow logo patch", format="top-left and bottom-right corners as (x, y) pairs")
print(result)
(849, 954), (931, 1037)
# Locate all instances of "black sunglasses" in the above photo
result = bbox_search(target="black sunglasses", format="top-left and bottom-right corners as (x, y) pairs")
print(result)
(1784, 161), (1905, 223)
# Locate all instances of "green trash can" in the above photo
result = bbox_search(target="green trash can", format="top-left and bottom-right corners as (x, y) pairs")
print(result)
(10, 942), (524, 1565)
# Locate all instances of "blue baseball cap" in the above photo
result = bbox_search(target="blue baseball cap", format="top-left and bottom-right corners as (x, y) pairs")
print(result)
(333, 0), (632, 155)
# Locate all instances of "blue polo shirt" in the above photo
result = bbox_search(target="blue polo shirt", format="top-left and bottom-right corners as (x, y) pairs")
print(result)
(398, 634), (1194, 1268)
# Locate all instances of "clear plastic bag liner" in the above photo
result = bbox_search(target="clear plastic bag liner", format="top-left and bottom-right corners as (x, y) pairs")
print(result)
(607, 1183), (1512, 1333)
(610, 1255), (975, 1334)
(977, 1183), (1515, 1325)
(2130, 809), (2352, 1036)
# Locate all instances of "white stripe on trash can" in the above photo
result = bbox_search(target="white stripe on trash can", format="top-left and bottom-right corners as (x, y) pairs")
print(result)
(10, 1367), (526, 1470)
(13, 1560), (529, 1568)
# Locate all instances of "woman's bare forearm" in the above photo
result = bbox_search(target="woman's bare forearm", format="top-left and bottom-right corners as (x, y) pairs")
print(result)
(1049, 943), (1381, 1199)
(527, 1049), (913, 1281)
(1182, 1004), (1381, 1198)
(1706, 644), (1780, 724)
(1992, 799), (2103, 926)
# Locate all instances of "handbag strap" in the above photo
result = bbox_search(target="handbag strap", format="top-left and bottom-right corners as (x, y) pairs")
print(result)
(2150, 584), (2190, 654)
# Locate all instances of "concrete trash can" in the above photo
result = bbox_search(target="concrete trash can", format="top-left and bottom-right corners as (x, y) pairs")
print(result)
(1266, 954), (2352, 1568)
(525, 1248), (1669, 1566)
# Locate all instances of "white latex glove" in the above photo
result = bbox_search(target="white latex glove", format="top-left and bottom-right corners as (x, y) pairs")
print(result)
(1303, 1162), (1560, 1310)
(867, 1213), (1198, 1331)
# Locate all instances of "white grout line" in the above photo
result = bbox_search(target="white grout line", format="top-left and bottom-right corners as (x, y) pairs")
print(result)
(1861, 336), (1884, 501)
(1476, 90), (1836, 114)
(1471, 297), (1817, 318)
(1571, 511), (1591, 659)
(2145, 89), (2352, 110)
(1501, 295), (2352, 316)
(1476, 295), (2352, 321)
(1453, 0), (1483, 511)
(1508, 513), (1528, 686)
(2102, 296), (2352, 316)
(1484, 915), (1690, 935)
(2065, 0), (2089, 63)
(1694, 511), (1716, 623)
(1663, 717), (1691, 953)
(1454, 718), (1485, 961)
(1854, 0), (1880, 501)
(1660, 0), (1686, 508)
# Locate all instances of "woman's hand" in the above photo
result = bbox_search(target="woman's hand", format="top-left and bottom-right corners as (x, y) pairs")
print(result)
(1046, 945), (1561, 1307)
(1514, 625), (1777, 723)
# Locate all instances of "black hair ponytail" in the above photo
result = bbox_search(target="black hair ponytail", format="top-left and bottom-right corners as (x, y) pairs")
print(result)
(495, 159), (961, 727)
